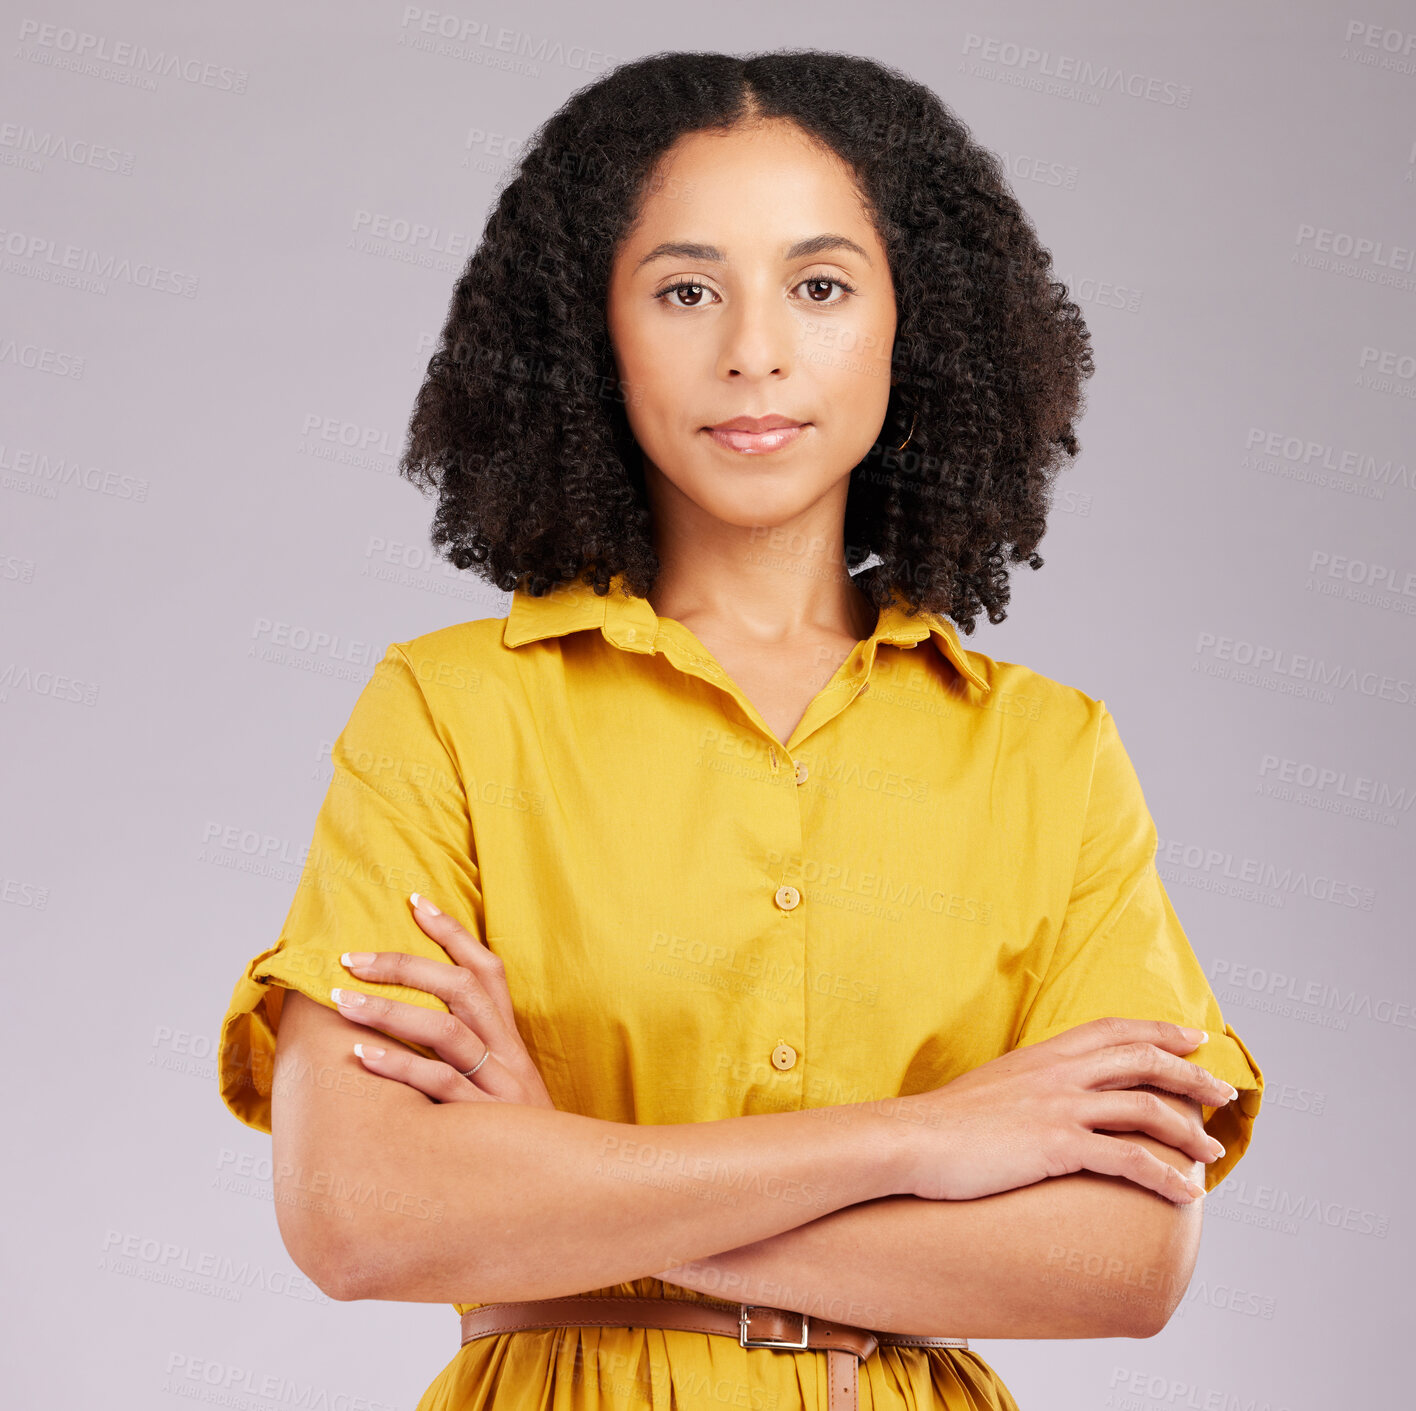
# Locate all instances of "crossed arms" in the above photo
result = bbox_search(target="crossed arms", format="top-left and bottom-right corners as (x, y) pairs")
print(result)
(269, 989), (1204, 1339)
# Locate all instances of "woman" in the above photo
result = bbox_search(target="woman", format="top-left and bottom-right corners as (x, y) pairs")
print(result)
(217, 50), (1263, 1411)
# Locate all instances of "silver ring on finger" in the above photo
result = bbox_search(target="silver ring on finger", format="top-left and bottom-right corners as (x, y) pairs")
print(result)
(458, 1046), (492, 1080)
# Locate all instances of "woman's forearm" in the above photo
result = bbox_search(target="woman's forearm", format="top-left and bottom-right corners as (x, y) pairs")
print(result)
(656, 1130), (1202, 1340)
(272, 998), (915, 1306)
(346, 1102), (911, 1303)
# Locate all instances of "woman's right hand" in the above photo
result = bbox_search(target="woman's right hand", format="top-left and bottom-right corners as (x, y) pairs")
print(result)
(879, 1017), (1238, 1205)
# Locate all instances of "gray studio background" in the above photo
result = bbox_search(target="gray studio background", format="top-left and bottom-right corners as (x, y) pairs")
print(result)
(5, 1), (1412, 1406)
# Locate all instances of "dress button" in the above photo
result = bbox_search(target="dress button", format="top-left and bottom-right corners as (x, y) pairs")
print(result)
(774, 884), (801, 911)
(772, 1043), (798, 1071)
(794, 760), (808, 785)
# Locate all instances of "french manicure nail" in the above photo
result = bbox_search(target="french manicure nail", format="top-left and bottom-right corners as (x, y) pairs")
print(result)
(331, 987), (365, 1007)
(341, 952), (375, 968)
(410, 892), (441, 915)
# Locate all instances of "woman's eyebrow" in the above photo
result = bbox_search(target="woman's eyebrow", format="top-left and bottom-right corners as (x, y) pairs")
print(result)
(634, 234), (873, 272)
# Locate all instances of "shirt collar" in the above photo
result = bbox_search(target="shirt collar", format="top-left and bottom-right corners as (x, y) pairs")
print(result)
(502, 571), (991, 695)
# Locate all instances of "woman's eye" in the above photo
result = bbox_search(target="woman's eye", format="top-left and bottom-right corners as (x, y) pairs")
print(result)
(796, 276), (856, 305)
(655, 281), (717, 309)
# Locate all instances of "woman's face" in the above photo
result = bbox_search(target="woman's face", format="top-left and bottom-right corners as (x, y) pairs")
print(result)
(605, 118), (897, 539)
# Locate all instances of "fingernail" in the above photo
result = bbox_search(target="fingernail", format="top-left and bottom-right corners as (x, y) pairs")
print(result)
(1186, 1181), (1207, 1200)
(341, 952), (376, 968)
(1180, 1027), (1208, 1043)
(353, 1043), (385, 1060)
(331, 987), (364, 1007)
(410, 892), (441, 915)
(1225, 1083), (1239, 1100)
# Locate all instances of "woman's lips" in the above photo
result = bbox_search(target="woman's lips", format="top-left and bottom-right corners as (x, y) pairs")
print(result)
(705, 424), (807, 454)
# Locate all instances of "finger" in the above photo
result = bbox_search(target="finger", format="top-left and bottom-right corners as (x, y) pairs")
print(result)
(1051, 1016), (1215, 1058)
(345, 895), (550, 1112)
(1086, 1040), (1239, 1109)
(330, 985), (483, 1067)
(1083, 1090), (1226, 1166)
(352, 1041), (495, 1104)
(339, 948), (522, 1068)
(408, 894), (518, 1030)
(331, 985), (521, 1101)
(1073, 1131), (1208, 1205)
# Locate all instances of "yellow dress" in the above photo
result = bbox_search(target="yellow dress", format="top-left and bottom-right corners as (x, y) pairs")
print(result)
(218, 570), (1264, 1411)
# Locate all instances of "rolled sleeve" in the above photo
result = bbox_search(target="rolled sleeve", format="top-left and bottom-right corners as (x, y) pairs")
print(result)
(217, 643), (485, 1135)
(1015, 702), (1264, 1190)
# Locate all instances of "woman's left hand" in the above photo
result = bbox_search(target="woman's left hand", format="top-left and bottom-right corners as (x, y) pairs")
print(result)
(331, 893), (555, 1109)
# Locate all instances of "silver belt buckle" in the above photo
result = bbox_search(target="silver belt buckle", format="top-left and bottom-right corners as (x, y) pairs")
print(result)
(739, 1304), (809, 1350)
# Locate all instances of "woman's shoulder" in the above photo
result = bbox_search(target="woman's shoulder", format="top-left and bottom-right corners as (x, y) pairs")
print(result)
(391, 612), (506, 670)
(378, 611), (522, 705)
(942, 632), (1108, 735)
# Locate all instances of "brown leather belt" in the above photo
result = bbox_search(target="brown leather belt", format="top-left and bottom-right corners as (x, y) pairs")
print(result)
(460, 1296), (969, 1411)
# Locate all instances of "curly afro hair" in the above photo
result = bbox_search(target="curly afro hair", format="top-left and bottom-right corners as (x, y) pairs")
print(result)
(398, 49), (1094, 634)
